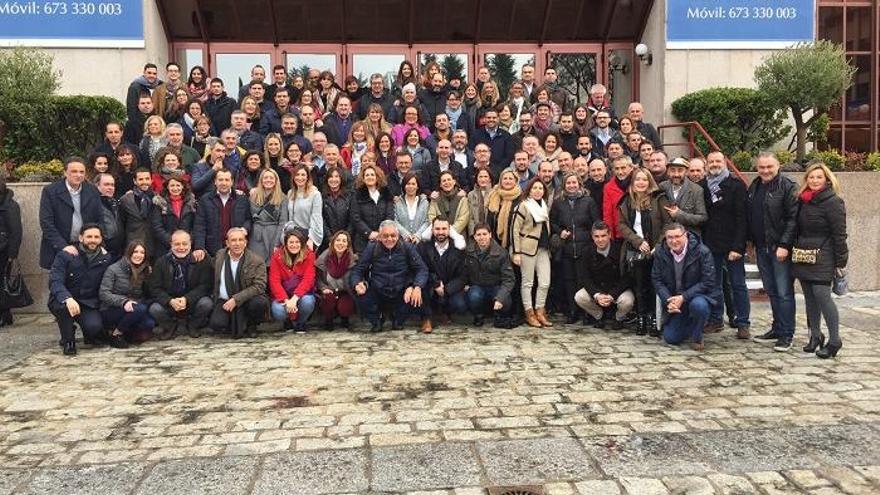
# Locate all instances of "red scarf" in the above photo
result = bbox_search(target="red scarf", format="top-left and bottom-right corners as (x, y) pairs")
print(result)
(170, 195), (184, 218)
(326, 251), (350, 279)
(800, 187), (822, 203)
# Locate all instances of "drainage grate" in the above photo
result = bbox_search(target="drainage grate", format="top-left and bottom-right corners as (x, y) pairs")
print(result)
(486, 486), (546, 495)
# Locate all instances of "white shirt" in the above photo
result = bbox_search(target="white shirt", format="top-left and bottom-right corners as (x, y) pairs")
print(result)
(634, 210), (644, 238)
(218, 192), (231, 206)
(435, 240), (449, 257)
(453, 150), (469, 168)
(218, 254), (242, 300)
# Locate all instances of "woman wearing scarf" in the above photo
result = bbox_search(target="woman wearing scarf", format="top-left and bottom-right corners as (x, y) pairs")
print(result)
(467, 168), (494, 237)
(340, 121), (374, 177)
(574, 105), (593, 136)
(512, 178), (554, 328)
(462, 83), (481, 127)
(179, 99), (207, 144)
(150, 177), (196, 258)
(506, 81), (526, 134)
(486, 170), (523, 249)
(151, 148), (190, 194)
(165, 88), (190, 125)
(140, 115), (167, 166)
(792, 162), (848, 359)
(316, 71), (342, 116)
(99, 241), (156, 347)
(550, 172), (601, 324)
(269, 230), (317, 332)
(249, 168), (287, 262)
(186, 66), (209, 102)
(394, 172), (430, 244)
(374, 132), (397, 178)
(428, 171), (470, 244)
(618, 167), (672, 337)
(315, 230), (358, 330)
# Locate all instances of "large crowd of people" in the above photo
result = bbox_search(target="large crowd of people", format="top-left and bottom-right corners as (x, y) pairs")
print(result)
(25, 61), (847, 361)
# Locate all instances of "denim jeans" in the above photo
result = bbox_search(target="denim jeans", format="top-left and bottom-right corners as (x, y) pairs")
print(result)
(466, 285), (511, 317)
(709, 253), (751, 327)
(755, 246), (796, 339)
(102, 303), (156, 336)
(663, 295), (711, 344)
(270, 294), (317, 322)
(424, 290), (468, 317)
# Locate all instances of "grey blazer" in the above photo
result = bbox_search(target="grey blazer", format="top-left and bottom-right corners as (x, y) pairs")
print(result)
(394, 194), (431, 240)
(659, 178), (708, 236)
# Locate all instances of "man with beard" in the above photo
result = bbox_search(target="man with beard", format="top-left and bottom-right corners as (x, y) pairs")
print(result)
(126, 63), (164, 122)
(558, 113), (580, 155)
(702, 151), (751, 338)
(118, 168), (156, 256)
(688, 157), (707, 183)
(602, 155), (633, 239)
(647, 150), (669, 184)
(48, 224), (113, 355)
(576, 134), (600, 162)
(164, 124), (201, 169)
(209, 227), (269, 339)
(509, 151), (535, 190)
(148, 230), (214, 339)
(418, 218), (467, 333)
(418, 72), (448, 129)
(472, 109), (514, 174)
(451, 129), (476, 171)
(542, 67), (570, 112)
(590, 111), (620, 157)
(659, 157), (707, 236)
(511, 111), (537, 151)
(357, 73), (395, 120)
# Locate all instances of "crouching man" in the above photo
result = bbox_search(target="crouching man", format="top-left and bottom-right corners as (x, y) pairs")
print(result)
(209, 227), (269, 338)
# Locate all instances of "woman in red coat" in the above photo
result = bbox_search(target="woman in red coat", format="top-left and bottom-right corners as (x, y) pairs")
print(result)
(268, 230), (316, 332)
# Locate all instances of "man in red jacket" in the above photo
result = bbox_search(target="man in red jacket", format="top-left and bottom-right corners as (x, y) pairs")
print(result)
(602, 155), (634, 239)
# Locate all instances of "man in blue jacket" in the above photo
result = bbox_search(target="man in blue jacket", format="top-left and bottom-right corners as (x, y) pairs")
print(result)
(351, 221), (429, 332)
(48, 224), (113, 356)
(39, 157), (102, 269)
(652, 223), (716, 351)
(471, 109), (514, 173)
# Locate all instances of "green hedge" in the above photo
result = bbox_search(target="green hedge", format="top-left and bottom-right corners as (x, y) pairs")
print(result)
(671, 87), (790, 156)
(1, 95), (125, 164)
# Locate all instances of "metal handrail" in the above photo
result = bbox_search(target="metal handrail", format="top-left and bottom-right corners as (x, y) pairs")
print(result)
(656, 121), (748, 183)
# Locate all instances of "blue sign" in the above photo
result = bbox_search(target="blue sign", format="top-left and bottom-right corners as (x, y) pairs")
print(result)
(0, 0), (143, 47)
(667, 0), (816, 49)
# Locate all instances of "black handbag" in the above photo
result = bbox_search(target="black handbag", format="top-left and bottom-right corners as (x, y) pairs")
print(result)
(2, 259), (33, 309)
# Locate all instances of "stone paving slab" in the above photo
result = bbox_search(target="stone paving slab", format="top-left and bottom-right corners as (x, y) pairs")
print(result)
(252, 450), (368, 495)
(779, 424), (880, 467)
(476, 437), (598, 485)
(20, 463), (146, 495)
(582, 433), (712, 478)
(371, 443), (482, 492)
(135, 457), (258, 495)
(685, 429), (819, 473)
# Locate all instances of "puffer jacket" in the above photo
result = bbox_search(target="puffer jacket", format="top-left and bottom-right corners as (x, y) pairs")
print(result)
(550, 191), (600, 259)
(651, 232), (716, 311)
(350, 186), (395, 252)
(99, 257), (151, 310)
(791, 187), (848, 283)
(463, 239), (516, 304)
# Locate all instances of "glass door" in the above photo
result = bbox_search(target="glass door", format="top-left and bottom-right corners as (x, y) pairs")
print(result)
(415, 45), (473, 88)
(345, 45), (413, 89)
(281, 45), (343, 83)
(544, 44), (605, 107)
(475, 45), (539, 100)
(212, 46), (272, 97)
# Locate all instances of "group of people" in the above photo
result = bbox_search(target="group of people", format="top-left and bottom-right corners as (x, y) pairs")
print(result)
(34, 60), (847, 360)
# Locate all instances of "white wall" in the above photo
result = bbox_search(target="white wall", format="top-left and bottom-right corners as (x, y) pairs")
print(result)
(47, 0), (167, 102)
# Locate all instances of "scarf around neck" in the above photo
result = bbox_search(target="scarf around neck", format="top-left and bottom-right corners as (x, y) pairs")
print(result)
(523, 197), (549, 224)
(486, 185), (522, 247)
(707, 167), (729, 197)
(326, 251), (350, 279)
(435, 187), (463, 223)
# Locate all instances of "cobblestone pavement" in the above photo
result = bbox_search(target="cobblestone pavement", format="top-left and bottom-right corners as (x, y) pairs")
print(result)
(0, 293), (879, 494)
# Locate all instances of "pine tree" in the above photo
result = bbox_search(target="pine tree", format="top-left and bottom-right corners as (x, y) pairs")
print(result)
(487, 54), (517, 100)
(440, 54), (465, 82)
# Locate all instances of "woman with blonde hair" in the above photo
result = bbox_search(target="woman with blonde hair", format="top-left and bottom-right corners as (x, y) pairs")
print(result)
(250, 167), (287, 262)
(618, 166), (672, 336)
(475, 81), (500, 127)
(240, 95), (262, 131)
(364, 103), (392, 141)
(512, 178), (553, 328)
(486, 169), (522, 249)
(282, 164), (324, 251)
(792, 162), (848, 359)
(340, 121), (374, 176)
(140, 115), (167, 165)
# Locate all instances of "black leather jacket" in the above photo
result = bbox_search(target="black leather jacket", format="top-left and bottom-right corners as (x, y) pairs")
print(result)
(747, 174), (799, 250)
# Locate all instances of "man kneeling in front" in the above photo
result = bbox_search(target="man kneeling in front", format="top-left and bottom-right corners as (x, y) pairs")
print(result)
(651, 222), (716, 350)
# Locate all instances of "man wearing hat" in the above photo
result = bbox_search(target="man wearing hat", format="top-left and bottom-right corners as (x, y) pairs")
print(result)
(659, 157), (708, 237)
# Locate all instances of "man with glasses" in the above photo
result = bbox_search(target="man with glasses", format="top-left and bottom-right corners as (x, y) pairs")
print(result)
(357, 73), (394, 120)
(590, 111), (620, 157)
(445, 91), (474, 138)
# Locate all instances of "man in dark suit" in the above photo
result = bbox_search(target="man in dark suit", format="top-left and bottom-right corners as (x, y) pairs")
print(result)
(39, 157), (101, 269)
(471, 109), (514, 175)
(193, 168), (252, 261)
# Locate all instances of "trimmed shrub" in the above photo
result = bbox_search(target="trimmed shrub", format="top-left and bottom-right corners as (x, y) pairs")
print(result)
(867, 152), (880, 172)
(806, 149), (845, 172)
(731, 150), (755, 172)
(11, 159), (63, 182)
(774, 150), (795, 167)
(1, 95), (125, 165)
(671, 87), (790, 157)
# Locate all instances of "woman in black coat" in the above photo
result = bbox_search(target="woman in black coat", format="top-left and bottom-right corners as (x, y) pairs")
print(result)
(792, 163), (848, 359)
(0, 178), (23, 326)
(150, 177), (197, 258)
(350, 165), (395, 253)
(550, 172), (601, 323)
(322, 168), (353, 252)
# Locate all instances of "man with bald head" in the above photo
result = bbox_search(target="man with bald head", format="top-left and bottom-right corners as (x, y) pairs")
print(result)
(425, 139), (469, 192)
(627, 102), (662, 149)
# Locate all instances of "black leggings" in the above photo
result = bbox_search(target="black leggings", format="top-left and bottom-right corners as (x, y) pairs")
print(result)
(632, 258), (655, 315)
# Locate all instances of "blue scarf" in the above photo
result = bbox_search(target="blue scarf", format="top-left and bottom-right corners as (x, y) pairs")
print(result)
(446, 106), (463, 130)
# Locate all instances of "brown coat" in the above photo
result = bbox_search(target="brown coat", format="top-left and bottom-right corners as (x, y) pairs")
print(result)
(212, 248), (267, 304)
(618, 192), (673, 250)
